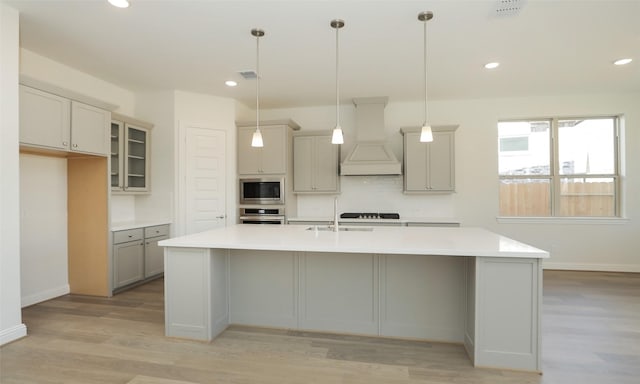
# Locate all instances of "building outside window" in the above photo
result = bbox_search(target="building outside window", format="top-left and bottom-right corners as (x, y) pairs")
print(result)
(498, 117), (620, 217)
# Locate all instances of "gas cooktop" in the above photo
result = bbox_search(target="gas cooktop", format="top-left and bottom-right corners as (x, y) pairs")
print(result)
(340, 212), (400, 220)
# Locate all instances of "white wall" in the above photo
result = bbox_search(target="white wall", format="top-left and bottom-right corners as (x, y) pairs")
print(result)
(20, 49), (136, 116)
(261, 92), (640, 272)
(133, 91), (176, 223)
(19, 154), (69, 306)
(0, 3), (27, 345)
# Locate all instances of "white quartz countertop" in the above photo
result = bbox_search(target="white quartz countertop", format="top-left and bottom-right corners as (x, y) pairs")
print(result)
(111, 220), (172, 232)
(159, 224), (549, 259)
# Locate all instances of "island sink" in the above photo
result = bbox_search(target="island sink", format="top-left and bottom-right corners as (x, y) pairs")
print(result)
(306, 225), (374, 232)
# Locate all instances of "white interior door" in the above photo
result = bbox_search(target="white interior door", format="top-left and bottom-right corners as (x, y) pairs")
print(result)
(177, 124), (226, 235)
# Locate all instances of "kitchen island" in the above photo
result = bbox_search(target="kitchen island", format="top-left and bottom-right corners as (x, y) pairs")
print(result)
(160, 224), (549, 372)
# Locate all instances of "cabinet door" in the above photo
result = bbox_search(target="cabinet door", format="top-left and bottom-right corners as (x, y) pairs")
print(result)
(124, 124), (150, 191)
(293, 136), (314, 191)
(71, 101), (110, 156)
(259, 126), (287, 174)
(404, 132), (429, 191)
(110, 121), (124, 190)
(428, 131), (455, 192)
(237, 127), (261, 174)
(313, 136), (339, 192)
(19, 85), (70, 150)
(113, 240), (144, 289)
(144, 235), (168, 278)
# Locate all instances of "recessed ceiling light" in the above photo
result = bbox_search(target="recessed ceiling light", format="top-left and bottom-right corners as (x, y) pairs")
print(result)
(484, 62), (500, 69)
(108, 0), (130, 8)
(613, 58), (632, 66)
(225, 80), (238, 87)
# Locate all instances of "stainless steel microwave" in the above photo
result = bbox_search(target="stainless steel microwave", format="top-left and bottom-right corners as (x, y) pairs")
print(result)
(239, 177), (285, 205)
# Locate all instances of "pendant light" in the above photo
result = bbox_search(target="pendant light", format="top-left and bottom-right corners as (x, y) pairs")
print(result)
(331, 19), (345, 145)
(108, 0), (130, 8)
(418, 11), (434, 143)
(251, 28), (265, 147)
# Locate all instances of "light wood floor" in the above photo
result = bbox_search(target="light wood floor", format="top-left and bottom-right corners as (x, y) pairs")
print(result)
(1, 270), (638, 384)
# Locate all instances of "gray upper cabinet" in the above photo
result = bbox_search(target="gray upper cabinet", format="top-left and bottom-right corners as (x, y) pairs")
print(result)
(293, 132), (339, 193)
(237, 120), (299, 176)
(70, 101), (111, 155)
(19, 85), (110, 156)
(401, 125), (458, 193)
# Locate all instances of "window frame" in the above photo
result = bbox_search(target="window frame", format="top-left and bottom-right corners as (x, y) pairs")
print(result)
(498, 115), (622, 218)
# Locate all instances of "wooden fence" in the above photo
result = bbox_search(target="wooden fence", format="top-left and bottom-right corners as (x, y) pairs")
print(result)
(499, 181), (615, 217)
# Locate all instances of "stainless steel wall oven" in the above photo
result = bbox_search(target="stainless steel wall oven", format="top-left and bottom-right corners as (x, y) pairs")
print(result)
(239, 207), (285, 225)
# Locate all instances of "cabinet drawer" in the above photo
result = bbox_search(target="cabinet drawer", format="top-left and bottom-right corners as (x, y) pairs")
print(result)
(145, 224), (170, 238)
(113, 228), (144, 244)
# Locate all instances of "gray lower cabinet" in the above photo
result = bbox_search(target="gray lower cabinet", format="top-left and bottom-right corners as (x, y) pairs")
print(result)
(113, 229), (144, 289)
(113, 224), (170, 291)
(144, 225), (170, 278)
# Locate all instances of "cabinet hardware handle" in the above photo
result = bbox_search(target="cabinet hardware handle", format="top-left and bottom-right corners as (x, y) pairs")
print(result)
(62, 141), (68, 146)
(73, 144), (78, 148)
(128, 235), (132, 238)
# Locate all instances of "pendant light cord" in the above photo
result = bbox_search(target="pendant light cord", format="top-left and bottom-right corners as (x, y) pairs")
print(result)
(256, 33), (261, 131)
(335, 24), (340, 127)
(423, 17), (428, 126)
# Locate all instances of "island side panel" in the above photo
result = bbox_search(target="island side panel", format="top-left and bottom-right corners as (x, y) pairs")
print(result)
(379, 254), (466, 342)
(229, 249), (298, 328)
(464, 257), (476, 362)
(299, 252), (378, 335)
(164, 247), (212, 340)
(211, 248), (230, 338)
(474, 257), (542, 372)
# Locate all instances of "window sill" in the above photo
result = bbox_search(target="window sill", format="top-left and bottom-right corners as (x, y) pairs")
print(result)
(496, 216), (630, 225)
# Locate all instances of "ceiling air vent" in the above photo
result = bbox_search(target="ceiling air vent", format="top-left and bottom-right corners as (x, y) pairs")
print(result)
(494, 0), (526, 17)
(238, 70), (257, 80)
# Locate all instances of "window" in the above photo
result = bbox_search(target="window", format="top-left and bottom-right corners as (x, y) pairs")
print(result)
(498, 117), (620, 217)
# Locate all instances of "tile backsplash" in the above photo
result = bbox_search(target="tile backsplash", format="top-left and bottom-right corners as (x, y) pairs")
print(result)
(295, 175), (455, 218)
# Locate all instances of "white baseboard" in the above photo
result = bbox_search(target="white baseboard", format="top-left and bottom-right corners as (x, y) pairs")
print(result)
(0, 323), (27, 346)
(21, 284), (70, 308)
(543, 262), (640, 273)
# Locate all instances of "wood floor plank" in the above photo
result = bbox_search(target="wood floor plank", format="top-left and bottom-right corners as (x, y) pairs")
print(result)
(127, 376), (199, 384)
(2, 271), (639, 384)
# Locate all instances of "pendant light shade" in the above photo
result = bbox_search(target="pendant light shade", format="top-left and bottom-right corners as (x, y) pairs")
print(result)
(332, 125), (344, 145)
(251, 129), (264, 147)
(251, 28), (265, 148)
(418, 11), (434, 143)
(331, 19), (345, 145)
(108, 0), (130, 8)
(420, 124), (433, 142)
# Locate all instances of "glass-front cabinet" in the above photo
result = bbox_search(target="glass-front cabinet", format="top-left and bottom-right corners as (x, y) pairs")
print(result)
(111, 121), (124, 188)
(125, 126), (148, 190)
(111, 114), (152, 193)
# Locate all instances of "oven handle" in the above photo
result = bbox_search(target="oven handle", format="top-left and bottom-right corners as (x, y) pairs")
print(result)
(239, 215), (286, 222)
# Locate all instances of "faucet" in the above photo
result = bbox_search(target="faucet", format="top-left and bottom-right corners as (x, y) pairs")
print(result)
(333, 196), (339, 232)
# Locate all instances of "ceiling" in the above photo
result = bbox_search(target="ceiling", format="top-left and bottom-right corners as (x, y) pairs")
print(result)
(5, 0), (640, 109)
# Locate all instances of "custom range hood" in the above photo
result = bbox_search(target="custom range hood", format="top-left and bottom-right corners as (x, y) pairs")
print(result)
(340, 97), (401, 176)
